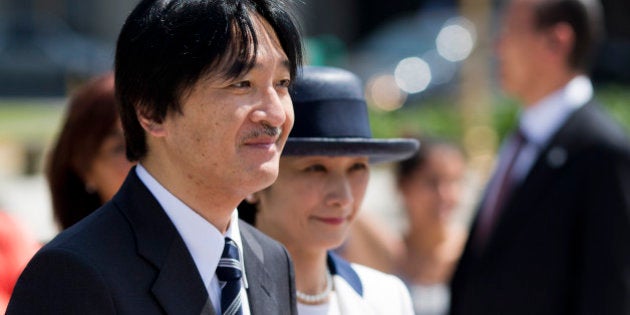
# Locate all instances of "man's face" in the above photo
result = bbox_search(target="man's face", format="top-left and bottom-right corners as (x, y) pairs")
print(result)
(157, 16), (294, 199)
(495, 0), (549, 101)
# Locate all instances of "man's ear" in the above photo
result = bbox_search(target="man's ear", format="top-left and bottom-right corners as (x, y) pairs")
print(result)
(137, 109), (167, 137)
(547, 22), (574, 56)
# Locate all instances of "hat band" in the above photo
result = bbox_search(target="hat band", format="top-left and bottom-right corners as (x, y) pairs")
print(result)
(289, 99), (372, 138)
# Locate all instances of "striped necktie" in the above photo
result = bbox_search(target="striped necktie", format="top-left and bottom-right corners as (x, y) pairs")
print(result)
(216, 237), (243, 315)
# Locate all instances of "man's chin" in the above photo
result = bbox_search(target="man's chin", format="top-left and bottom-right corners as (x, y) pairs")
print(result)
(250, 162), (280, 189)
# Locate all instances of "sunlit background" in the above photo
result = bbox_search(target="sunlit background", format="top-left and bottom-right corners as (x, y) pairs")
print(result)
(1, 0), (629, 241)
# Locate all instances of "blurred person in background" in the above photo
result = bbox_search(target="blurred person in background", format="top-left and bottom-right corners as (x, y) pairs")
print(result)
(240, 66), (418, 314)
(395, 137), (467, 315)
(0, 210), (39, 313)
(46, 71), (134, 230)
(450, 0), (630, 314)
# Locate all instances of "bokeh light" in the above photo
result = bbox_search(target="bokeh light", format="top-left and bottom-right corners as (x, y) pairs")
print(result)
(436, 17), (476, 62)
(394, 57), (432, 94)
(366, 74), (407, 111)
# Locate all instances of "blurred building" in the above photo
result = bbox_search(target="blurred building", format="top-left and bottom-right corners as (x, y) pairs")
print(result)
(0, 0), (133, 96)
(0, 0), (628, 95)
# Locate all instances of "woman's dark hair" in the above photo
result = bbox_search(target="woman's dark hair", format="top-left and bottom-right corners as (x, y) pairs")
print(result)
(115, 0), (304, 161)
(46, 72), (118, 230)
(238, 199), (258, 226)
(531, 0), (603, 72)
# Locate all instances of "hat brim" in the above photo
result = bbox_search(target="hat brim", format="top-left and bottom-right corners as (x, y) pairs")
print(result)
(283, 138), (420, 164)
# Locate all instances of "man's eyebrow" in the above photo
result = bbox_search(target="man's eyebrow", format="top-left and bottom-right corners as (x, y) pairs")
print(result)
(251, 58), (291, 72)
(280, 59), (291, 71)
(215, 57), (291, 82)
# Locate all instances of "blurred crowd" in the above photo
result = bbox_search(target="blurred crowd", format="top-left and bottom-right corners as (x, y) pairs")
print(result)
(1, 0), (629, 314)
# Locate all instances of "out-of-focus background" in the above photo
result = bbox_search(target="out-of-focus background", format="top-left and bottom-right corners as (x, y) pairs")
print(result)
(1, 0), (629, 242)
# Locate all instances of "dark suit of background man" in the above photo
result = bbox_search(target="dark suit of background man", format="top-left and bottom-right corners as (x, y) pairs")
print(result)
(7, 0), (303, 314)
(450, 0), (630, 314)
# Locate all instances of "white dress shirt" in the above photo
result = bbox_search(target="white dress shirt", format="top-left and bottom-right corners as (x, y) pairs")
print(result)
(490, 75), (593, 191)
(477, 76), (593, 239)
(136, 164), (251, 315)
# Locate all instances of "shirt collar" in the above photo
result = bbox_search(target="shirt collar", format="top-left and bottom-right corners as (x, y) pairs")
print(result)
(135, 164), (248, 289)
(520, 75), (592, 145)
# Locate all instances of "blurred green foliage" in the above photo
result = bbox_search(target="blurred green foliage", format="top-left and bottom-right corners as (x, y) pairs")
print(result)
(369, 84), (630, 143)
(0, 84), (627, 155)
(594, 85), (630, 132)
(368, 96), (465, 140)
(0, 101), (64, 143)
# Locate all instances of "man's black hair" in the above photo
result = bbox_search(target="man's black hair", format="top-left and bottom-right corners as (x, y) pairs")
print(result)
(115, 0), (303, 161)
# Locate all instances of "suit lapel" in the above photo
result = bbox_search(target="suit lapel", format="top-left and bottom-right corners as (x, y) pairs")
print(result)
(150, 237), (216, 315)
(484, 149), (563, 254)
(240, 223), (274, 315)
(482, 104), (591, 255)
(327, 252), (362, 296)
(326, 252), (372, 314)
(113, 168), (213, 315)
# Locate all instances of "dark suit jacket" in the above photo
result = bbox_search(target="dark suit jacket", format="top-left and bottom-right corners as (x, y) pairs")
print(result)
(7, 168), (297, 315)
(450, 101), (630, 315)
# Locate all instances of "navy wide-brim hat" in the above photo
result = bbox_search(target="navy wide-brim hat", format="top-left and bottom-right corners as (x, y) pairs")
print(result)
(284, 66), (419, 164)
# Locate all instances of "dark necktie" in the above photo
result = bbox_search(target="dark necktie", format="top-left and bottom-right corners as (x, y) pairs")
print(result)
(475, 129), (528, 248)
(216, 237), (243, 315)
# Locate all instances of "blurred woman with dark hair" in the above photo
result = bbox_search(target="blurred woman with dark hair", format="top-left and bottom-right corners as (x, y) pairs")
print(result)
(46, 72), (134, 230)
(395, 136), (468, 315)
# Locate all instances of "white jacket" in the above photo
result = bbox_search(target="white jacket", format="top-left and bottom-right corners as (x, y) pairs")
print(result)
(329, 253), (414, 315)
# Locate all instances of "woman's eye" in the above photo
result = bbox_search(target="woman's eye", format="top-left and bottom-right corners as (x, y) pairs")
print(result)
(304, 164), (326, 172)
(350, 163), (368, 172)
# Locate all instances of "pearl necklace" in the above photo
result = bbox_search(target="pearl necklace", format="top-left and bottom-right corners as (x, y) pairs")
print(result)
(296, 270), (333, 304)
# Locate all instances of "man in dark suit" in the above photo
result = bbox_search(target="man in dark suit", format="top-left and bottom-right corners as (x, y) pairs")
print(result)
(7, 0), (303, 314)
(450, 0), (630, 314)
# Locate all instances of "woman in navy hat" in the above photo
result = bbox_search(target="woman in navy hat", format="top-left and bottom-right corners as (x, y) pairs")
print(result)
(239, 66), (418, 314)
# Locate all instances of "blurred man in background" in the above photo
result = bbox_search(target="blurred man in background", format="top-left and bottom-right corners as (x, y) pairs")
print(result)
(450, 0), (630, 314)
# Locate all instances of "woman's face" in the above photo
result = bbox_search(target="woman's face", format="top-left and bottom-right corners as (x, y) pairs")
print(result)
(84, 121), (135, 202)
(254, 155), (370, 253)
(400, 146), (465, 228)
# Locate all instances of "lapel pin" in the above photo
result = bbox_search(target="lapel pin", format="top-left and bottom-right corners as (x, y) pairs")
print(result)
(547, 147), (567, 168)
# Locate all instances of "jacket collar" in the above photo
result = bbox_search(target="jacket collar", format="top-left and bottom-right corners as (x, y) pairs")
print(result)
(240, 222), (279, 314)
(327, 251), (363, 296)
(113, 167), (212, 315)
